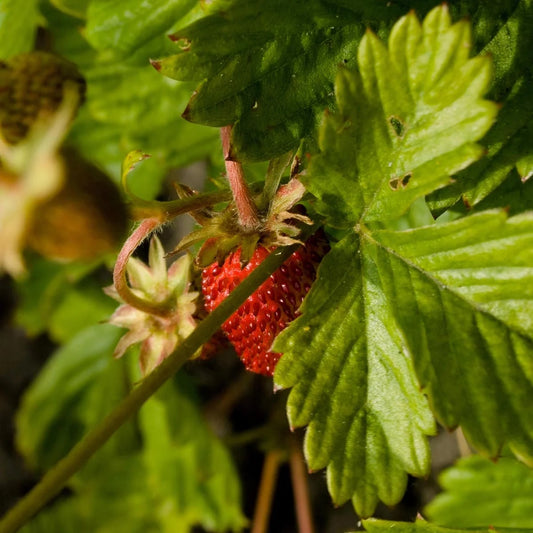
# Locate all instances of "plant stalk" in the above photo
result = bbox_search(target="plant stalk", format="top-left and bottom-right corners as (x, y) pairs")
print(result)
(220, 126), (260, 232)
(0, 237), (307, 533)
(252, 450), (283, 533)
(289, 435), (315, 533)
(129, 189), (231, 221)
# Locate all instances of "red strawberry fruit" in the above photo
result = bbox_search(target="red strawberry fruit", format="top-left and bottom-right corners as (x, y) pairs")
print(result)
(201, 231), (329, 376)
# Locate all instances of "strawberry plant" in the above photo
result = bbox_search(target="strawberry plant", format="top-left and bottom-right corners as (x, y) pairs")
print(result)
(0, 1), (532, 532)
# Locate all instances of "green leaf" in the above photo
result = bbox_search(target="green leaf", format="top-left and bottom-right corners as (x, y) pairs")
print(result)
(50, 0), (89, 19)
(517, 151), (533, 182)
(21, 456), (158, 533)
(425, 455), (533, 528)
(306, 5), (498, 226)
(85, 0), (197, 58)
(137, 373), (247, 532)
(0, 0), (39, 59)
(371, 210), (533, 463)
(42, 4), (220, 199)
(15, 324), (135, 471)
(158, 0), (414, 161)
(14, 257), (101, 339)
(471, 169), (533, 216)
(362, 518), (533, 533)
(274, 233), (436, 518)
(428, 0), (533, 213)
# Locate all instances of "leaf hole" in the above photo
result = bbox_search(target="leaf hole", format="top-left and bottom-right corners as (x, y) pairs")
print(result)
(389, 116), (405, 137)
(389, 172), (412, 190)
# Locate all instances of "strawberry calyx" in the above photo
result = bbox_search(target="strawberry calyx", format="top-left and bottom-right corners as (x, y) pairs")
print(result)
(171, 127), (311, 268)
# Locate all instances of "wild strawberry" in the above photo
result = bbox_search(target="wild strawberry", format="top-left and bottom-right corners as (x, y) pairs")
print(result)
(201, 231), (329, 376)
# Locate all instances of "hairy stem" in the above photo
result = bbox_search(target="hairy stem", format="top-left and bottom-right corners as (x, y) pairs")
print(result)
(129, 189), (231, 221)
(0, 238), (306, 533)
(289, 435), (315, 533)
(252, 450), (283, 533)
(112, 218), (172, 317)
(220, 126), (260, 232)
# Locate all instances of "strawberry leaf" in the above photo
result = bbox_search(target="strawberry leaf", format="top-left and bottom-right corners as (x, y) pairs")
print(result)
(275, 210), (533, 516)
(157, 0), (412, 161)
(137, 374), (247, 532)
(428, 0), (533, 213)
(274, 233), (436, 517)
(425, 455), (533, 528)
(305, 5), (498, 226)
(372, 210), (533, 462)
(363, 518), (533, 533)
(85, 0), (197, 58)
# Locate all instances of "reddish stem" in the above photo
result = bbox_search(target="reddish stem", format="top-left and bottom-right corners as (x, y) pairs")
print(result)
(290, 436), (315, 533)
(220, 126), (260, 232)
(252, 450), (283, 533)
(112, 218), (172, 317)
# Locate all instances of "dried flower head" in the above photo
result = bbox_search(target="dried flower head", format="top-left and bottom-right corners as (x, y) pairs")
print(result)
(106, 236), (199, 375)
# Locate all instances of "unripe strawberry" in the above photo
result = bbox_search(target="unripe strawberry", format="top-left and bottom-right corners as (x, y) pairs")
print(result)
(201, 231), (329, 376)
(0, 51), (85, 144)
(26, 149), (128, 262)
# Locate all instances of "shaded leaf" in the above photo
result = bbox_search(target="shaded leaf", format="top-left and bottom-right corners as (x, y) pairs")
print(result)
(371, 210), (533, 463)
(306, 5), (498, 226)
(21, 456), (158, 533)
(14, 257), (100, 339)
(158, 0), (413, 161)
(425, 455), (533, 528)
(274, 233), (436, 517)
(428, 0), (533, 213)
(15, 324), (135, 471)
(16, 327), (246, 532)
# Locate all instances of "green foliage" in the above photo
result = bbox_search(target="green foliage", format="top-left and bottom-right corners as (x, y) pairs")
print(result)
(85, 0), (197, 58)
(428, 0), (533, 214)
(16, 325), (135, 471)
(15, 257), (116, 343)
(16, 324), (246, 532)
(274, 233), (436, 517)
(362, 518), (533, 533)
(41, 2), (219, 199)
(306, 7), (498, 225)
(157, 0), (421, 161)
(274, 5), (533, 517)
(0, 0), (39, 59)
(425, 455), (533, 528)
(4, 0), (533, 530)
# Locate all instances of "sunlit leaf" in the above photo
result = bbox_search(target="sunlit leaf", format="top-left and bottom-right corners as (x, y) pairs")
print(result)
(425, 455), (533, 528)
(306, 5), (498, 226)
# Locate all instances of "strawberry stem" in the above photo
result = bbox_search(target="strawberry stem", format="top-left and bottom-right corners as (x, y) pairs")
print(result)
(220, 126), (260, 232)
(113, 218), (173, 317)
(289, 435), (315, 533)
(129, 189), (232, 222)
(0, 237), (311, 533)
(252, 449), (283, 533)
